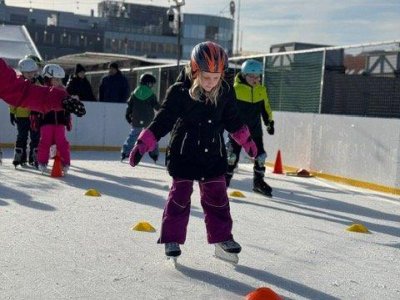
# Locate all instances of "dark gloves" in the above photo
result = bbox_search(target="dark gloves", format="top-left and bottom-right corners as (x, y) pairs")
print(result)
(267, 120), (275, 135)
(62, 96), (86, 117)
(10, 113), (16, 126)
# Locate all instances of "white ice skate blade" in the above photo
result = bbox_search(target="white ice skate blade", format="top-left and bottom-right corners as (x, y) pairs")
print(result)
(166, 256), (179, 268)
(214, 244), (239, 265)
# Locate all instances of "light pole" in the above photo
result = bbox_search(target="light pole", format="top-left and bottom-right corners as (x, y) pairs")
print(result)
(167, 0), (185, 73)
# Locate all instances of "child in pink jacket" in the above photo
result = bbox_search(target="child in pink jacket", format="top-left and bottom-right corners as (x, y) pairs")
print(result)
(36, 64), (72, 175)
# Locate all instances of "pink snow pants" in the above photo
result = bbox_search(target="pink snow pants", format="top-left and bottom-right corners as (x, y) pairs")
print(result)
(158, 175), (233, 244)
(37, 125), (70, 166)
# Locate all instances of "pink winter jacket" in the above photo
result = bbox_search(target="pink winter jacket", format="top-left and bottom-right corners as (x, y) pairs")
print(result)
(0, 58), (67, 113)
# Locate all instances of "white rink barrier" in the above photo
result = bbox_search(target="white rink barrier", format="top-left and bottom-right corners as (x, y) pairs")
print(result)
(1, 101), (399, 191)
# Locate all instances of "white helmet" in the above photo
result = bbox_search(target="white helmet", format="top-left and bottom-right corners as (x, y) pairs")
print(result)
(42, 64), (65, 79)
(18, 58), (39, 73)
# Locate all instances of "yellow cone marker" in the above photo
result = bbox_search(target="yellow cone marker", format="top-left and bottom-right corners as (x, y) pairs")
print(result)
(229, 190), (245, 198)
(85, 189), (101, 197)
(346, 223), (370, 233)
(132, 221), (156, 232)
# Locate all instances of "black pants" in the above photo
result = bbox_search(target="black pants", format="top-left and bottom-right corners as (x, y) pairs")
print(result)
(225, 134), (266, 185)
(15, 118), (40, 161)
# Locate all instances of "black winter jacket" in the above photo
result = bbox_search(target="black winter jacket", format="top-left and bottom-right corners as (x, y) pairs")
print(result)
(126, 85), (160, 128)
(148, 80), (244, 180)
(99, 71), (130, 103)
(66, 76), (96, 101)
(36, 110), (71, 128)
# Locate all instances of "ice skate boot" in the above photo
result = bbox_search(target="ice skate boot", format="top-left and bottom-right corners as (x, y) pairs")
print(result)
(165, 242), (181, 257)
(165, 242), (181, 266)
(13, 147), (26, 168)
(120, 152), (128, 162)
(253, 178), (273, 198)
(63, 165), (70, 176)
(38, 164), (47, 174)
(214, 239), (241, 265)
(29, 148), (39, 169)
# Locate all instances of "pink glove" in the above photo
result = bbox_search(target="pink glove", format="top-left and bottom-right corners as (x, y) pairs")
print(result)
(231, 126), (258, 158)
(129, 129), (157, 167)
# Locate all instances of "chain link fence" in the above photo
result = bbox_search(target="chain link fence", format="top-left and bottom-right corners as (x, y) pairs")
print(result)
(86, 40), (400, 118)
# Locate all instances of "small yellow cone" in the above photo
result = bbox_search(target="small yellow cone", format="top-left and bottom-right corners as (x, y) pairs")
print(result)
(85, 189), (101, 197)
(132, 221), (156, 232)
(229, 190), (245, 198)
(346, 223), (370, 233)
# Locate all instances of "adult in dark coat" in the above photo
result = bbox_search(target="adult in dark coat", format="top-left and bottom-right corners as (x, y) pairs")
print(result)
(66, 64), (96, 101)
(98, 62), (130, 103)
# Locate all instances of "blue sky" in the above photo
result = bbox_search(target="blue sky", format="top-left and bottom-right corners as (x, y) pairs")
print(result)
(6, 0), (400, 52)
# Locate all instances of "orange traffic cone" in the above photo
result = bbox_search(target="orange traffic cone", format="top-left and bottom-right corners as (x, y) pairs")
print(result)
(246, 287), (283, 300)
(272, 150), (284, 174)
(51, 152), (63, 177)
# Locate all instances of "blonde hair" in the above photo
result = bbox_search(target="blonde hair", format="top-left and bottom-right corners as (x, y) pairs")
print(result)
(185, 65), (226, 106)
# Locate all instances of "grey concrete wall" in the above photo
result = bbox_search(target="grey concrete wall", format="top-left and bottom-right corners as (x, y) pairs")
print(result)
(1, 102), (399, 188)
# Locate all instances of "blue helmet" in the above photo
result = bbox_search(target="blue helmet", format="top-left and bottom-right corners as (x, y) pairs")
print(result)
(240, 59), (263, 75)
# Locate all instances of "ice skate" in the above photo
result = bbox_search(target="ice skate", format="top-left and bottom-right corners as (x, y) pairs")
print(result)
(29, 149), (38, 169)
(38, 164), (47, 174)
(253, 178), (273, 198)
(63, 165), (70, 176)
(120, 152), (128, 162)
(165, 242), (181, 266)
(214, 239), (241, 265)
(13, 147), (26, 168)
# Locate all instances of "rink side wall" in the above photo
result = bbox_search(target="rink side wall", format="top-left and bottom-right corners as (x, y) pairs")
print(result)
(1, 102), (399, 193)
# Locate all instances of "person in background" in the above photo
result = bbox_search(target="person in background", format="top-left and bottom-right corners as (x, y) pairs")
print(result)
(9, 58), (41, 168)
(121, 73), (160, 162)
(66, 63), (97, 102)
(24, 54), (45, 85)
(98, 62), (129, 103)
(128, 41), (257, 261)
(35, 64), (73, 175)
(0, 58), (85, 118)
(225, 59), (275, 197)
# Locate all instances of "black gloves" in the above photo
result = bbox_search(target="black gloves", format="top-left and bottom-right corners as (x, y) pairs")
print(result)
(62, 96), (86, 117)
(267, 120), (275, 135)
(10, 113), (16, 126)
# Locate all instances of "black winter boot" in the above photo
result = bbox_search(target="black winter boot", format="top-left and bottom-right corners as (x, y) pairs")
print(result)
(253, 177), (273, 197)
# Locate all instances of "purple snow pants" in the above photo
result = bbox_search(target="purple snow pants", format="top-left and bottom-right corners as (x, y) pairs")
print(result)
(158, 175), (233, 244)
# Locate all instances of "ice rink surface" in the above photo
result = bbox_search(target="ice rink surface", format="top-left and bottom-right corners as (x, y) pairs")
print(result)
(1, 150), (399, 299)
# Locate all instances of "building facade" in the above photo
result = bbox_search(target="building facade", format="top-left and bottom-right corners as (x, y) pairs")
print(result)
(0, 0), (233, 61)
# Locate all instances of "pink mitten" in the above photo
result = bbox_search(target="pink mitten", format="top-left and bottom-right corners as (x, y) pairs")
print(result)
(231, 126), (258, 158)
(129, 129), (157, 167)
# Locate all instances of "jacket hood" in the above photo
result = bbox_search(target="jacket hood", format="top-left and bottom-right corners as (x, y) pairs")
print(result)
(134, 85), (154, 100)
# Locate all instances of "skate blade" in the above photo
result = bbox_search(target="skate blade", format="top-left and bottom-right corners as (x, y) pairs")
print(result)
(214, 245), (239, 265)
(253, 188), (273, 198)
(166, 256), (179, 268)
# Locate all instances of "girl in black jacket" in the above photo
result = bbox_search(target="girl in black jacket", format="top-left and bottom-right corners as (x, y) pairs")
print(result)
(129, 42), (257, 262)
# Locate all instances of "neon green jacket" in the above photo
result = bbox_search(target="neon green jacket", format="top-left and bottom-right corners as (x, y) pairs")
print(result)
(9, 106), (30, 118)
(234, 73), (273, 137)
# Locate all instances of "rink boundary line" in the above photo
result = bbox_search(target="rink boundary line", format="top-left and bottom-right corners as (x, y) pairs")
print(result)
(266, 162), (400, 196)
